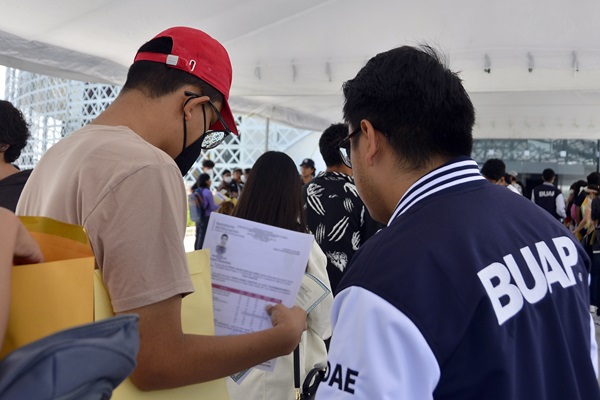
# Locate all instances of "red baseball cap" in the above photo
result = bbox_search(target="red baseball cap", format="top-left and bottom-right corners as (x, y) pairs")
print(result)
(134, 26), (238, 135)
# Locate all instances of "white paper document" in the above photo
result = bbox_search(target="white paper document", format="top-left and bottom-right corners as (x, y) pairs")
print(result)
(227, 272), (331, 385)
(203, 211), (313, 341)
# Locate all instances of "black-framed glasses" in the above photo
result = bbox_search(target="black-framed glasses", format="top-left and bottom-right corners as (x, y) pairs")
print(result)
(184, 91), (233, 150)
(338, 127), (361, 168)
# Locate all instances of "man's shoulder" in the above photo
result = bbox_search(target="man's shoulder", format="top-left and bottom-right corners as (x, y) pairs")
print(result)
(535, 183), (561, 195)
(55, 125), (171, 162)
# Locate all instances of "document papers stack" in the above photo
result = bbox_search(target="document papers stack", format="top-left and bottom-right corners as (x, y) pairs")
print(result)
(203, 213), (330, 382)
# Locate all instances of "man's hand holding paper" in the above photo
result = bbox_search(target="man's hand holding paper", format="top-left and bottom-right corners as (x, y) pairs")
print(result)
(266, 304), (307, 353)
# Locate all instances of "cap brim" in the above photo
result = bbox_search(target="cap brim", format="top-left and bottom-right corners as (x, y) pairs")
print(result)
(210, 99), (238, 135)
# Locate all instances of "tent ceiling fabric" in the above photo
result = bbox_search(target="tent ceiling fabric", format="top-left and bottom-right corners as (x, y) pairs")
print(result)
(1, 0), (600, 139)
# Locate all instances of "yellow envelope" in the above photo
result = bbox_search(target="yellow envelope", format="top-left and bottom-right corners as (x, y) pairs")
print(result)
(0, 217), (94, 358)
(95, 249), (230, 400)
(18, 216), (94, 261)
(5, 216), (229, 399)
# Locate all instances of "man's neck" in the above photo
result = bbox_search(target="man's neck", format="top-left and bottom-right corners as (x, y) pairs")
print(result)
(0, 162), (19, 181)
(91, 90), (180, 157)
(383, 155), (452, 221)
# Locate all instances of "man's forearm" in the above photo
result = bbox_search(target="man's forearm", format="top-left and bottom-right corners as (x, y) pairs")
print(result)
(121, 297), (305, 391)
(130, 325), (296, 390)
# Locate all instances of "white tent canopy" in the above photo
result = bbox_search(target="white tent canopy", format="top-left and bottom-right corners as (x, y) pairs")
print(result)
(1, 0), (600, 139)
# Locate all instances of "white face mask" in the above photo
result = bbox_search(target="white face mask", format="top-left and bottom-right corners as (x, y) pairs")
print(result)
(241, 175), (246, 183)
(224, 176), (232, 184)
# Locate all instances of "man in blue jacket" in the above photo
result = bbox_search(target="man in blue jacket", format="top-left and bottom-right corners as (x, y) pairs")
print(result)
(316, 45), (599, 399)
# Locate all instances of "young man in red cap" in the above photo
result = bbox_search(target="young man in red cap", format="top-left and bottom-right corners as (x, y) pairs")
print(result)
(17, 27), (306, 390)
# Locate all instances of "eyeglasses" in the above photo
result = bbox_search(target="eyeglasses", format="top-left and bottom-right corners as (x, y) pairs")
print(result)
(338, 128), (361, 168)
(184, 91), (233, 149)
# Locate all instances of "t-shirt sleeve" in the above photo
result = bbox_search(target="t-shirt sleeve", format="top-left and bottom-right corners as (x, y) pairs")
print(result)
(85, 164), (194, 312)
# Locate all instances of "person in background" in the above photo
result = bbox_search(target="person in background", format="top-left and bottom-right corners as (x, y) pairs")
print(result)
(243, 168), (251, 184)
(17, 26), (306, 391)
(193, 173), (219, 250)
(0, 101), (33, 211)
(230, 167), (243, 197)
(572, 184), (598, 239)
(531, 168), (566, 221)
(565, 179), (587, 232)
(506, 170), (524, 195)
(303, 122), (382, 293)
(231, 151), (332, 400)
(573, 172), (600, 238)
(0, 207), (44, 346)
(217, 169), (234, 198)
(299, 158), (316, 185)
(201, 159), (215, 178)
(316, 44), (599, 399)
(590, 193), (600, 321)
(481, 159), (506, 185)
(481, 158), (521, 195)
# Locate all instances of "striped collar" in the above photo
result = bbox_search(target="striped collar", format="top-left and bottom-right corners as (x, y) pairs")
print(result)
(387, 157), (485, 226)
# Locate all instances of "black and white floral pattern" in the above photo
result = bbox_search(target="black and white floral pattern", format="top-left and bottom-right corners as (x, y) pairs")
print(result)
(303, 171), (382, 292)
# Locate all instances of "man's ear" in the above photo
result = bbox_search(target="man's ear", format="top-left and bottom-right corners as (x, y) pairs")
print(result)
(183, 95), (209, 121)
(360, 119), (382, 166)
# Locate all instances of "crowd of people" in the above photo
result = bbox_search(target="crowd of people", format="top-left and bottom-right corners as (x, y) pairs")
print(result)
(1, 25), (599, 399)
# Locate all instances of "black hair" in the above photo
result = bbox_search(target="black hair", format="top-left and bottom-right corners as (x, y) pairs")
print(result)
(123, 37), (223, 102)
(244, 168), (251, 174)
(202, 159), (215, 169)
(221, 169), (231, 176)
(542, 168), (555, 182)
(570, 179), (587, 195)
(233, 151), (307, 233)
(319, 123), (348, 167)
(197, 173), (211, 189)
(587, 172), (600, 185)
(481, 159), (506, 181)
(342, 45), (474, 170)
(0, 100), (30, 163)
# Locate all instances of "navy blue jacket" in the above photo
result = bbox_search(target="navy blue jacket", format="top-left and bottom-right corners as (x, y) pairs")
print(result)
(318, 157), (599, 400)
